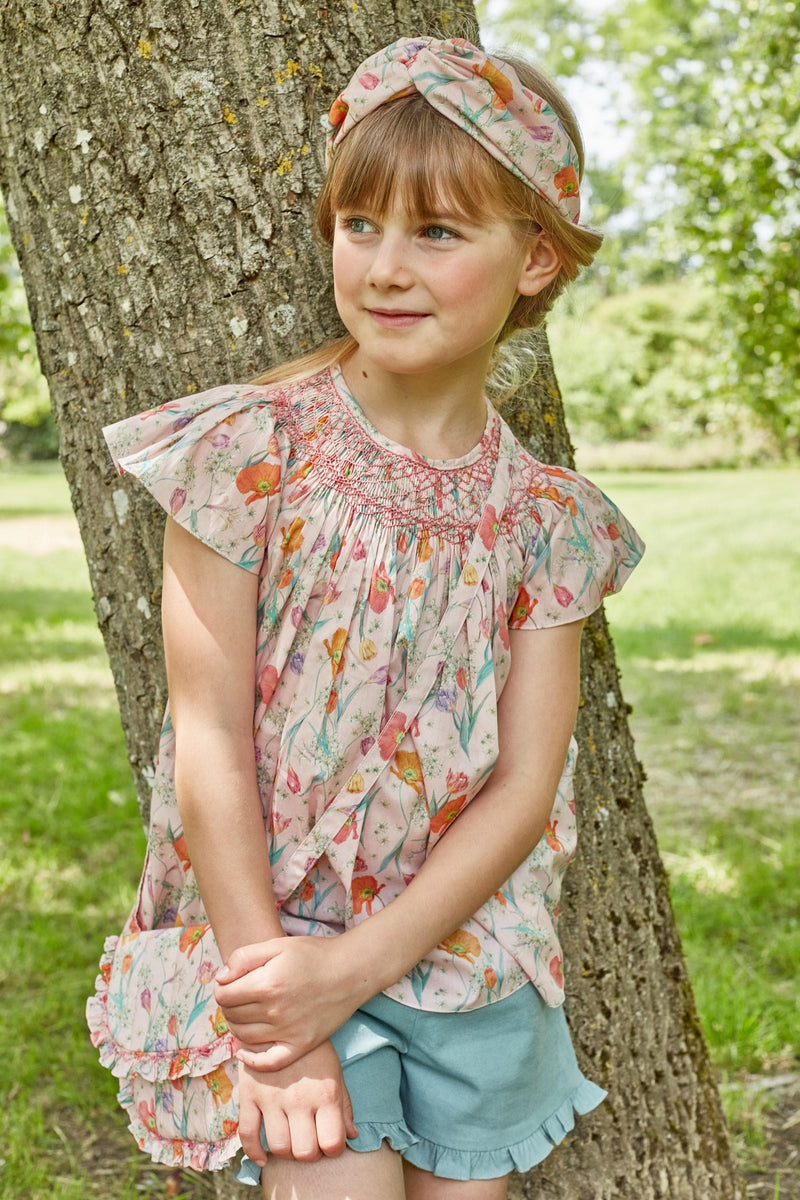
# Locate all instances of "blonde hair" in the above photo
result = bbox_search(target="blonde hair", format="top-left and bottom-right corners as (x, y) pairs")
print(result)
(253, 49), (602, 388)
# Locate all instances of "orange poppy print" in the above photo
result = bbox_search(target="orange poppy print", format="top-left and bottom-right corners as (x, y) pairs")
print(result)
(430, 792), (467, 833)
(476, 60), (514, 105)
(438, 929), (481, 963)
(368, 563), (394, 613)
(203, 1062), (234, 1108)
(259, 663), (279, 706)
(378, 711), (407, 759)
(171, 831), (191, 872)
(477, 503), (501, 549)
(168, 1048), (191, 1079)
(208, 1006), (229, 1037)
(280, 517), (305, 557)
(554, 165), (579, 200)
(352, 875), (385, 916)
(509, 586), (538, 628)
(178, 925), (206, 957)
(390, 750), (424, 794)
(545, 820), (565, 853)
(138, 1098), (157, 1133)
(235, 461), (281, 505)
(286, 459), (314, 485)
(334, 812), (359, 843)
(323, 628), (348, 678)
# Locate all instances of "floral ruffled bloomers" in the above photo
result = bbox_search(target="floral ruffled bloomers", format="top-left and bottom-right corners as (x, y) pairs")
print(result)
(87, 365), (643, 1168)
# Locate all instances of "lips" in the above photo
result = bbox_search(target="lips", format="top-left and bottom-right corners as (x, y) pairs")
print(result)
(367, 309), (429, 328)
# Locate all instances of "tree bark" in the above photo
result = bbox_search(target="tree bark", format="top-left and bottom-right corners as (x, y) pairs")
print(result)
(0, 4), (742, 1197)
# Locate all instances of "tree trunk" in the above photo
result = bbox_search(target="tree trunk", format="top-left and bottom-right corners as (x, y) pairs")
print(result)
(0, 4), (741, 1197)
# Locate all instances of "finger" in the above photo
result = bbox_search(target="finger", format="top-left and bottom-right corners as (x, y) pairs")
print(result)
(315, 1101), (347, 1158)
(342, 1083), (358, 1141)
(216, 938), (285, 984)
(217, 994), (277, 1020)
(224, 1019), (275, 1044)
(214, 973), (273, 1007)
(262, 1109), (292, 1161)
(237, 1041), (306, 1073)
(287, 1109), (321, 1163)
(237, 1103), (268, 1168)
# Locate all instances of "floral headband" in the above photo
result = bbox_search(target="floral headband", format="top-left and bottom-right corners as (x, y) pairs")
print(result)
(326, 36), (581, 224)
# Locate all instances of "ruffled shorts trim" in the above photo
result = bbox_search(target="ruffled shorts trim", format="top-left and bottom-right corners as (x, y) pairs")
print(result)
(235, 987), (606, 1184)
(236, 1076), (605, 1185)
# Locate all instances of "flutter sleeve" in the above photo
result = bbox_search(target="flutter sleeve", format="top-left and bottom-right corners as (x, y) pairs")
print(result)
(103, 383), (284, 573)
(511, 464), (645, 630)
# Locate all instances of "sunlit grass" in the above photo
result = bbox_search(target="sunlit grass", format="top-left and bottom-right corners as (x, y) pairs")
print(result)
(596, 468), (800, 1074)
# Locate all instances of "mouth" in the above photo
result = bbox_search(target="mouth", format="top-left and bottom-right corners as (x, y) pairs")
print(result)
(367, 309), (430, 328)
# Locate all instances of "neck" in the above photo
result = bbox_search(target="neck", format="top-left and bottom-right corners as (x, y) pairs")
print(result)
(340, 346), (493, 460)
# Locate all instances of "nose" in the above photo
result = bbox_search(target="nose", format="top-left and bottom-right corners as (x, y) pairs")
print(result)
(365, 232), (413, 290)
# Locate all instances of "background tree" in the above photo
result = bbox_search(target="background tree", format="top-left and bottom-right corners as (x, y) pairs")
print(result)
(486, 0), (800, 454)
(608, 0), (800, 450)
(0, 204), (55, 457)
(0, 3), (741, 1197)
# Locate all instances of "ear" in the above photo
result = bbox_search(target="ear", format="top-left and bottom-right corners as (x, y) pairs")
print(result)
(516, 232), (561, 297)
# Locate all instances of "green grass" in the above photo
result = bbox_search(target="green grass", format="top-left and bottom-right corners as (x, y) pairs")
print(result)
(595, 469), (800, 1075)
(1, 463), (797, 1196)
(0, 465), (211, 1199)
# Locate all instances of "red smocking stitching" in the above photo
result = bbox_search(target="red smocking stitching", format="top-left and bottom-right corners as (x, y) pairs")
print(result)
(270, 372), (502, 546)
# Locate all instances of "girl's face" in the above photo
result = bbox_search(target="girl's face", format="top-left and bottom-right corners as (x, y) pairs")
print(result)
(332, 201), (559, 393)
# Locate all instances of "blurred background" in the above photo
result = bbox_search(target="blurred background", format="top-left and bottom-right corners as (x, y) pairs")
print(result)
(1, 1), (797, 1196)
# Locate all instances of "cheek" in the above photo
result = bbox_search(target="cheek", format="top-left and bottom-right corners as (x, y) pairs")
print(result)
(331, 238), (354, 296)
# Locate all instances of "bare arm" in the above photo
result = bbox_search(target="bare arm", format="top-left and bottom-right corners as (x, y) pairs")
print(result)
(163, 518), (356, 1163)
(162, 517), (283, 958)
(219, 619), (584, 1069)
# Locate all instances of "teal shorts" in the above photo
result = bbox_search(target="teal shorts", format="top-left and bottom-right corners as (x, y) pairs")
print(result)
(236, 983), (605, 1184)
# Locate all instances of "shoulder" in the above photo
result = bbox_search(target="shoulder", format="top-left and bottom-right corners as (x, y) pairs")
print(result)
(500, 425), (645, 628)
(102, 369), (339, 472)
(100, 371), (332, 574)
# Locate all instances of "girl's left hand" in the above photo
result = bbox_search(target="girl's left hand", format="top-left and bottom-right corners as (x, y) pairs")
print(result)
(214, 935), (369, 1071)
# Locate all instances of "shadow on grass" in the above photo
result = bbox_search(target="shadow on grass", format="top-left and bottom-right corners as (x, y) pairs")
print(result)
(665, 810), (800, 1074)
(0, 584), (107, 668)
(614, 620), (800, 663)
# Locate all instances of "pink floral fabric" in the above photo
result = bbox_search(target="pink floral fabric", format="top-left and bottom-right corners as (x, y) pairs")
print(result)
(327, 37), (582, 223)
(87, 365), (642, 1166)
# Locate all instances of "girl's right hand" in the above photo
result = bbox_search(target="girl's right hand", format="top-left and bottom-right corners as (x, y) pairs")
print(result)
(236, 1039), (358, 1166)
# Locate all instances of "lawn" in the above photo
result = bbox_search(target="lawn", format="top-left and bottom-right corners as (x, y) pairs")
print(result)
(0, 463), (798, 1198)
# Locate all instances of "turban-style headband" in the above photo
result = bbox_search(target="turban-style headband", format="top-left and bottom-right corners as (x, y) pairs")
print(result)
(326, 36), (581, 224)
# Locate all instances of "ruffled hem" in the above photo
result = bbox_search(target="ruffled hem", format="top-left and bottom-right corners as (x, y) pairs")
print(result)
(116, 1080), (241, 1171)
(234, 1119), (419, 1186)
(86, 934), (239, 1083)
(402, 1077), (606, 1181)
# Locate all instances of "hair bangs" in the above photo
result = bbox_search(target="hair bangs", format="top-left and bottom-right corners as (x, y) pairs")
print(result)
(317, 93), (517, 238)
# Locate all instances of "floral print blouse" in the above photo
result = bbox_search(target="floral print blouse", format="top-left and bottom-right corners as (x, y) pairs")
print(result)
(99, 365), (643, 1011)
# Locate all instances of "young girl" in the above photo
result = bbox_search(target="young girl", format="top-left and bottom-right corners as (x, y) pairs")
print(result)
(87, 36), (644, 1200)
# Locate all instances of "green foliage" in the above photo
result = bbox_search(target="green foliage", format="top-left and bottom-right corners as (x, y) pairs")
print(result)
(549, 280), (769, 456)
(483, 0), (800, 451)
(602, 0), (800, 447)
(0, 201), (57, 460)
